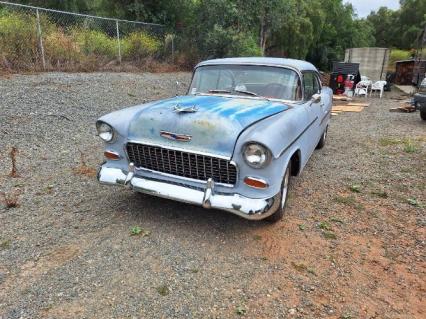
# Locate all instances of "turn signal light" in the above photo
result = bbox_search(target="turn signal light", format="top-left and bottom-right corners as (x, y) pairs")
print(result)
(104, 150), (120, 160)
(244, 177), (268, 189)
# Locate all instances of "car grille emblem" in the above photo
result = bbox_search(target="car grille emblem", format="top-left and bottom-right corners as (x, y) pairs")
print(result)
(160, 130), (192, 142)
(173, 104), (198, 113)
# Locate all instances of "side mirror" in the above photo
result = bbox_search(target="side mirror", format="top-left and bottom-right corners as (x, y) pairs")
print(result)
(175, 81), (180, 96)
(311, 93), (321, 103)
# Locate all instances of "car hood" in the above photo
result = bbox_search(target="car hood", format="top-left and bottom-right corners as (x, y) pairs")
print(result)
(127, 95), (289, 158)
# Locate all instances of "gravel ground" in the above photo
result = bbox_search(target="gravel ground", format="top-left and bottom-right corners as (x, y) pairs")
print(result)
(0, 72), (425, 319)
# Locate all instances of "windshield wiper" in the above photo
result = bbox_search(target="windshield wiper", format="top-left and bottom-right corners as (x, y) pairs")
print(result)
(234, 89), (259, 97)
(208, 89), (232, 94)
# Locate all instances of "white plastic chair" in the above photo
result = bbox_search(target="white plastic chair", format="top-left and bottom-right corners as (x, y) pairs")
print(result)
(354, 81), (370, 97)
(361, 76), (370, 82)
(370, 81), (386, 98)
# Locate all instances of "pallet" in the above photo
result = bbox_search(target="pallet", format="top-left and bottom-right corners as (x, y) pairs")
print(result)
(389, 106), (416, 113)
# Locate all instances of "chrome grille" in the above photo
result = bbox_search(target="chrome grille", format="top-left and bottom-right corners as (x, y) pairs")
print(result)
(126, 142), (237, 185)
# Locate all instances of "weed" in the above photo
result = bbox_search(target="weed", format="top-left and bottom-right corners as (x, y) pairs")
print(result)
(130, 226), (150, 237)
(0, 239), (11, 250)
(253, 234), (262, 241)
(298, 224), (305, 231)
(291, 262), (316, 275)
(190, 268), (199, 273)
(334, 195), (356, 205)
(334, 195), (363, 210)
(349, 184), (361, 193)
(0, 191), (20, 209)
(323, 231), (337, 240)
(340, 314), (353, 319)
(407, 198), (419, 207)
(403, 140), (418, 153)
(73, 150), (97, 177)
(371, 190), (388, 198)
(156, 284), (170, 296)
(379, 137), (401, 146)
(318, 221), (332, 231)
(236, 305), (247, 316)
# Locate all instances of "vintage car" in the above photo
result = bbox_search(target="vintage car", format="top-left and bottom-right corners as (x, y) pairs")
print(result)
(413, 78), (426, 121)
(96, 57), (332, 221)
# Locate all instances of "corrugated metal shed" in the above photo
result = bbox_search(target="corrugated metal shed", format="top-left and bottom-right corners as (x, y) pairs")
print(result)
(345, 47), (390, 81)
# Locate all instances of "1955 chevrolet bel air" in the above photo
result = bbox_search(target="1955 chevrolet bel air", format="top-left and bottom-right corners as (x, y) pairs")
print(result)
(96, 57), (332, 221)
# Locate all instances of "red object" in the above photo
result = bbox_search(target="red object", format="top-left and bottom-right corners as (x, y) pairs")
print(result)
(337, 75), (344, 83)
(344, 79), (354, 89)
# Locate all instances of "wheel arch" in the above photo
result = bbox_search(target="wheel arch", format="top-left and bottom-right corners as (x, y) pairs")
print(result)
(289, 149), (301, 176)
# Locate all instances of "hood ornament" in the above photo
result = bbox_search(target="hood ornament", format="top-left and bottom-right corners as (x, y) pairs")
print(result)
(173, 104), (198, 113)
(160, 130), (192, 142)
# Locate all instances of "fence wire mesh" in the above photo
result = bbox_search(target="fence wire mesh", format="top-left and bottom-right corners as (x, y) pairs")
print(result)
(0, 1), (171, 72)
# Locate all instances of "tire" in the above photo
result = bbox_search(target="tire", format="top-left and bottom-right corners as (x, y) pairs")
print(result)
(266, 163), (291, 223)
(316, 126), (328, 149)
(420, 108), (426, 121)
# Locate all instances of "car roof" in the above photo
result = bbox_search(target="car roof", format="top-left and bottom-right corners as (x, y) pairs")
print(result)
(195, 57), (318, 72)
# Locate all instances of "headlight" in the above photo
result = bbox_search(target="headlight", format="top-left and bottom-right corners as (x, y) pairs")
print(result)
(96, 121), (114, 142)
(243, 143), (271, 168)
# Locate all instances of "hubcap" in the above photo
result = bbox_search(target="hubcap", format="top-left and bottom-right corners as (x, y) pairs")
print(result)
(281, 166), (290, 209)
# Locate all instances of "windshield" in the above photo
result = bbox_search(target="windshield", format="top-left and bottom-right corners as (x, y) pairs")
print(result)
(420, 78), (426, 93)
(189, 65), (302, 101)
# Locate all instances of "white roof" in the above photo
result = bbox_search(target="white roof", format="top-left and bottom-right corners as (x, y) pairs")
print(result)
(196, 57), (318, 72)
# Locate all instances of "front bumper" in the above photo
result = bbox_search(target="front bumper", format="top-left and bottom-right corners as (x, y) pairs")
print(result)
(97, 163), (280, 220)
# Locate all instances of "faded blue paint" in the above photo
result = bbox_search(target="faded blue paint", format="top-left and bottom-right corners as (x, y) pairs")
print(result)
(127, 95), (288, 157)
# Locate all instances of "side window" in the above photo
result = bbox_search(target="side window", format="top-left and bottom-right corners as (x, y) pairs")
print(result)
(303, 72), (315, 100)
(313, 74), (321, 95)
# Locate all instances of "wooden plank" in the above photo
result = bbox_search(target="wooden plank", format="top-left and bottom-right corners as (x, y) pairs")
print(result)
(347, 103), (369, 107)
(332, 105), (364, 112)
(333, 95), (352, 101)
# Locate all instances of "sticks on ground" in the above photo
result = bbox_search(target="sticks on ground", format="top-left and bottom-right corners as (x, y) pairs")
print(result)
(9, 147), (19, 178)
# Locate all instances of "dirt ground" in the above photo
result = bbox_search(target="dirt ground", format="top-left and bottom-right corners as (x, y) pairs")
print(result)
(0, 73), (425, 319)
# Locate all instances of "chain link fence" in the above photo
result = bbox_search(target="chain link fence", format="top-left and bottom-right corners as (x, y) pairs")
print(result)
(0, 1), (175, 72)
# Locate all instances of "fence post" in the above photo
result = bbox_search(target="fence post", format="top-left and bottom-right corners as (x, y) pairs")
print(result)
(116, 20), (122, 64)
(36, 9), (46, 70)
(171, 34), (175, 63)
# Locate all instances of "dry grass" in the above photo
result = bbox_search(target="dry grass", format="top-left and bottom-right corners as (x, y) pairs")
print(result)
(72, 150), (97, 177)
(0, 191), (20, 209)
(8, 147), (19, 178)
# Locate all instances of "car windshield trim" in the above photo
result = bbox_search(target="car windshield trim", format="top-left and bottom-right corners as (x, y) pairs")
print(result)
(189, 64), (303, 102)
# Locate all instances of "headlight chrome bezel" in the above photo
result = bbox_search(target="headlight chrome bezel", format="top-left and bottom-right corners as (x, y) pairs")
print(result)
(96, 121), (114, 143)
(242, 142), (272, 169)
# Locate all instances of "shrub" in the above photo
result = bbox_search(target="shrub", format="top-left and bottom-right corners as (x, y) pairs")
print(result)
(73, 29), (117, 59)
(122, 32), (161, 61)
(44, 29), (81, 65)
(0, 11), (38, 69)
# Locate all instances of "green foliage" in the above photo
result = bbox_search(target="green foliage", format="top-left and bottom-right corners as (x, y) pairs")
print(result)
(122, 32), (161, 60)
(73, 29), (116, 58)
(0, 11), (38, 68)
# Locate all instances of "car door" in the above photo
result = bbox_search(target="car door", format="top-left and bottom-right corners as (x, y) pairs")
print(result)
(302, 71), (323, 153)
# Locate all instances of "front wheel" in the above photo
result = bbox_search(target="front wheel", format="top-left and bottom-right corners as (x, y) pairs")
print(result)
(420, 108), (426, 121)
(266, 163), (291, 223)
